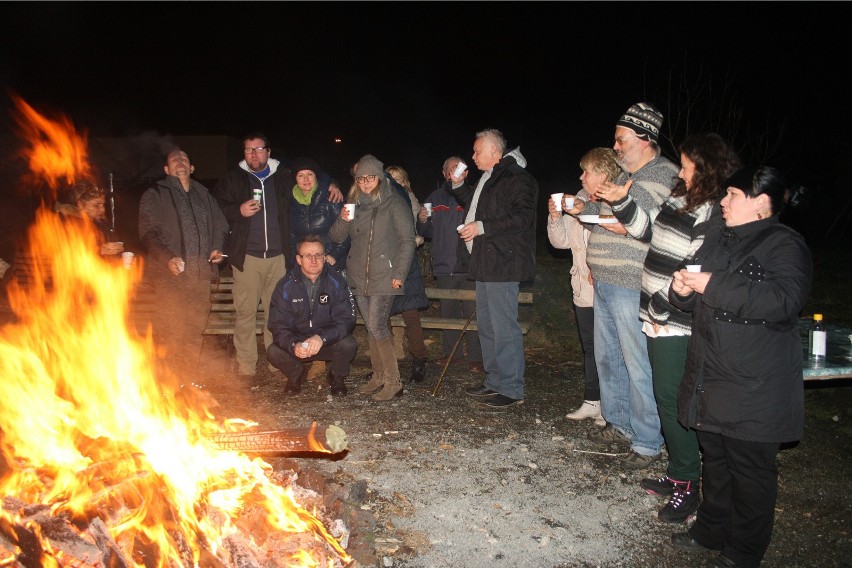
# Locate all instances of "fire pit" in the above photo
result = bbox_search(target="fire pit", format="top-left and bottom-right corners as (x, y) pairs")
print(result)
(0, 96), (354, 568)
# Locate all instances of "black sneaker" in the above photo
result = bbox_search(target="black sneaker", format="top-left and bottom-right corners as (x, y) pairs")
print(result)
(482, 394), (523, 408)
(658, 480), (700, 523)
(465, 384), (498, 397)
(641, 474), (679, 496)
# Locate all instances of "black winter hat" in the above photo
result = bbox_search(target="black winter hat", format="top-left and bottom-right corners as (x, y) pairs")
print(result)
(290, 157), (321, 176)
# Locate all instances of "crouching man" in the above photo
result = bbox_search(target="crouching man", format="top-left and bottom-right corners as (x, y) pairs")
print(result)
(267, 235), (357, 396)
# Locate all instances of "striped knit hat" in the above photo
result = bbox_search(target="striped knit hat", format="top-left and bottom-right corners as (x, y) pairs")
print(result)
(617, 102), (664, 143)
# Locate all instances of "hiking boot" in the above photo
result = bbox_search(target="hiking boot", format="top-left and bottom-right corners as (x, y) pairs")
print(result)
(284, 367), (308, 395)
(641, 474), (679, 497)
(621, 450), (661, 470)
(328, 371), (348, 397)
(410, 357), (427, 383)
(658, 480), (700, 523)
(588, 424), (630, 445)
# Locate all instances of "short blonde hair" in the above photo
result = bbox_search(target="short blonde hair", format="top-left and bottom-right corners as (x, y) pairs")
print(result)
(579, 148), (621, 181)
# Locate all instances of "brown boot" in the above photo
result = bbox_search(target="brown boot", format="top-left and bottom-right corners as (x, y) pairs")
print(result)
(358, 371), (385, 394)
(372, 337), (403, 401)
(359, 334), (385, 394)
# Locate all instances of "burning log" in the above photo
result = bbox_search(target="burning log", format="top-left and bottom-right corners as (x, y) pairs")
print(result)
(209, 424), (348, 456)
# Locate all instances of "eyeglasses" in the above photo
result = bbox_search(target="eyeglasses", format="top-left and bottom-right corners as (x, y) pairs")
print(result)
(614, 135), (637, 145)
(299, 253), (326, 261)
(244, 146), (268, 154)
(355, 175), (378, 184)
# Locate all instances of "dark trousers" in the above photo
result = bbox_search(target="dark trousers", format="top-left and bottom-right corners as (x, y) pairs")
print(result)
(436, 273), (481, 362)
(573, 304), (599, 400)
(689, 430), (780, 567)
(266, 335), (357, 380)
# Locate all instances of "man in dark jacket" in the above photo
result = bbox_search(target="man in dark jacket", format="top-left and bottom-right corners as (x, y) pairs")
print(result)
(451, 129), (538, 407)
(138, 147), (228, 382)
(213, 132), (290, 379)
(417, 156), (482, 372)
(267, 235), (357, 396)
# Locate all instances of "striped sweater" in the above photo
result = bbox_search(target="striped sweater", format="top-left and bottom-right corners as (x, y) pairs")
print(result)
(613, 193), (719, 334)
(584, 155), (678, 290)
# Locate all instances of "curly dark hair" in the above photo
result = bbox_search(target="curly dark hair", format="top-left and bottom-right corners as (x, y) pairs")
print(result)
(671, 133), (741, 213)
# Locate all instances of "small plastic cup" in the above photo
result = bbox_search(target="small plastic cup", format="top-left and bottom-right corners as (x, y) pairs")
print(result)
(424, 203), (433, 216)
(550, 193), (564, 210)
(121, 251), (134, 269)
(457, 224), (465, 232)
(252, 188), (262, 202)
(344, 203), (356, 220)
(564, 197), (575, 210)
(177, 259), (185, 273)
(452, 162), (468, 178)
(686, 264), (702, 273)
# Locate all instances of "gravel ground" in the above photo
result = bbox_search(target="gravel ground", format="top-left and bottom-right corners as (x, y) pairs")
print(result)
(196, 318), (852, 568)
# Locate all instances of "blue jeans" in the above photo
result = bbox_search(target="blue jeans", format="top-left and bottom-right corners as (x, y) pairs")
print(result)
(593, 280), (663, 456)
(476, 280), (524, 400)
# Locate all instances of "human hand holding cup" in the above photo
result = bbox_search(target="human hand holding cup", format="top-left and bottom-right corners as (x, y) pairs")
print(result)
(550, 193), (564, 215)
(343, 203), (355, 221)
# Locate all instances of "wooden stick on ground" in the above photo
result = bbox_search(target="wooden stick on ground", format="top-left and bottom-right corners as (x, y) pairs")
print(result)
(431, 309), (476, 396)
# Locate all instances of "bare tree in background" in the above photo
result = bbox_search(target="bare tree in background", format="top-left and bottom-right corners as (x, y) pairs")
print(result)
(654, 58), (798, 171)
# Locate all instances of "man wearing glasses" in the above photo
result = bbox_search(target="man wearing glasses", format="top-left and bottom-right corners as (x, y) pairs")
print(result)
(213, 132), (294, 380)
(571, 102), (678, 469)
(266, 235), (357, 396)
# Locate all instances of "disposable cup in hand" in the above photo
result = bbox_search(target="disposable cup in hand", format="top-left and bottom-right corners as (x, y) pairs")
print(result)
(424, 203), (432, 216)
(550, 193), (564, 209)
(177, 259), (185, 273)
(452, 162), (467, 178)
(564, 197), (575, 210)
(686, 264), (702, 273)
(252, 188), (262, 202)
(344, 203), (355, 220)
(121, 251), (134, 269)
(457, 224), (465, 233)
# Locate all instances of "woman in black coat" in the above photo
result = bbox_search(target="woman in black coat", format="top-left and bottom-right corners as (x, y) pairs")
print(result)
(668, 167), (813, 568)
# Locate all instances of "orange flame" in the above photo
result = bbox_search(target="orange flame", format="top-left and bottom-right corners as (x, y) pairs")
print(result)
(0, 100), (351, 567)
(10, 94), (92, 200)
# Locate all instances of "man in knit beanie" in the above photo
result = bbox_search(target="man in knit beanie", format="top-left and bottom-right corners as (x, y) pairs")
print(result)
(574, 101), (677, 469)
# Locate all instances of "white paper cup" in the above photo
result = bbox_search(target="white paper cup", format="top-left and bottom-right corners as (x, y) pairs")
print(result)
(177, 259), (185, 273)
(457, 224), (465, 232)
(564, 197), (575, 210)
(344, 203), (356, 220)
(550, 193), (564, 209)
(252, 188), (262, 202)
(686, 264), (702, 273)
(424, 203), (433, 216)
(452, 162), (467, 178)
(121, 251), (134, 269)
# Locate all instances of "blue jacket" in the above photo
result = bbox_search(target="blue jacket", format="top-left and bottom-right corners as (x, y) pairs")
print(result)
(267, 264), (356, 354)
(289, 171), (351, 270)
(417, 181), (470, 277)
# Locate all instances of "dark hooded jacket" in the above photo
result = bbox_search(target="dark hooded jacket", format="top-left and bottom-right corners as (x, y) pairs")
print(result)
(671, 217), (812, 443)
(447, 147), (538, 282)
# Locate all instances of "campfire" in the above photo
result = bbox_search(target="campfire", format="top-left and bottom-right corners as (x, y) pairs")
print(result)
(0, 96), (353, 567)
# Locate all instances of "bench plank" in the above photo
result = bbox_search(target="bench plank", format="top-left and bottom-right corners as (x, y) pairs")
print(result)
(204, 276), (533, 336)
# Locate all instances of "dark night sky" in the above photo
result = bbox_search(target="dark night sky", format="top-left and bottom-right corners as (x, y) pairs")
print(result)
(2, 2), (850, 200)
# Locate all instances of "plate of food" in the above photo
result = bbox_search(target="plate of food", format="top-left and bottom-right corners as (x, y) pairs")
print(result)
(577, 214), (618, 224)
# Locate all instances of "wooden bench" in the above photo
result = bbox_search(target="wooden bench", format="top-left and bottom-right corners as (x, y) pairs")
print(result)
(204, 276), (533, 336)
